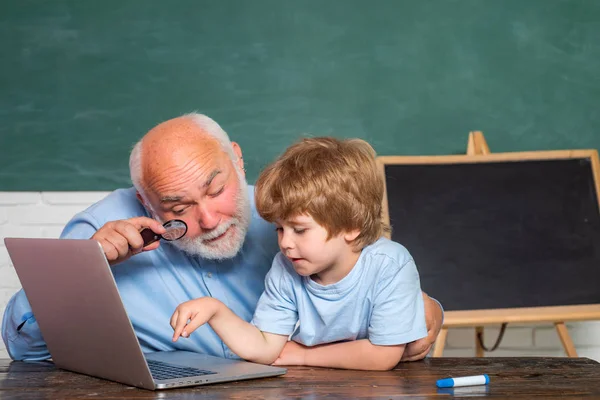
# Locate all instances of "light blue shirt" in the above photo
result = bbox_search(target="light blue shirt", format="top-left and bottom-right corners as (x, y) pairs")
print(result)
(251, 238), (427, 347)
(1, 186), (280, 361)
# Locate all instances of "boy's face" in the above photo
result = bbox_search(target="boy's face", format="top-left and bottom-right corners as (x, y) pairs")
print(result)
(275, 214), (360, 285)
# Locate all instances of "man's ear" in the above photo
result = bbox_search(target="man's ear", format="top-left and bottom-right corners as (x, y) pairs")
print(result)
(136, 191), (146, 206)
(344, 229), (361, 243)
(231, 142), (245, 175)
(136, 191), (159, 219)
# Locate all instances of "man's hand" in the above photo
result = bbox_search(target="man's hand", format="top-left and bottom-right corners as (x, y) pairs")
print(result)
(91, 216), (166, 266)
(401, 292), (443, 361)
(170, 297), (220, 342)
(272, 340), (307, 366)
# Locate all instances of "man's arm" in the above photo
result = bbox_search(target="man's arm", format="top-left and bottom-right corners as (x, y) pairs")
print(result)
(401, 292), (444, 361)
(1, 212), (100, 361)
(171, 297), (288, 365)
(1, 290), (49, 361)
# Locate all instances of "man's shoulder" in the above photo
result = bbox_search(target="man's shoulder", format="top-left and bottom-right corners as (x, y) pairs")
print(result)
(72, 187), (147, 227)
(246, 185), (278, 246)
(78, 187), (147, 226)
(59, 187), (146, 240)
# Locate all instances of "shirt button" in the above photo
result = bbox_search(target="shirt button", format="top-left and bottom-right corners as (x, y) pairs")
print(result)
(206, 272), (212, 278)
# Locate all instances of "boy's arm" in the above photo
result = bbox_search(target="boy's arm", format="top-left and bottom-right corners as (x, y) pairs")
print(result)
(275, 292), (443, 367)
(171, 297), (288, 365)
(276, 339), (405, 371)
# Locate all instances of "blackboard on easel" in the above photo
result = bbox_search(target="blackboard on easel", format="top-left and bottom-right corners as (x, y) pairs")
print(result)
(377, 133), (600, 357)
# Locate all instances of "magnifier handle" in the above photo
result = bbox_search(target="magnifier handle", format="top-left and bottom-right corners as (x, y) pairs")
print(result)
(140, 228), (161, 247)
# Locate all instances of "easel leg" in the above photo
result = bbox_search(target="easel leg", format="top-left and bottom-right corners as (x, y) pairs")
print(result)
(432, 328), (448, 357)
(467, 131), (491, 156)
(468, 132), (489, 359)
(475, 326), (485, 357)
(555, 322), (578, 357)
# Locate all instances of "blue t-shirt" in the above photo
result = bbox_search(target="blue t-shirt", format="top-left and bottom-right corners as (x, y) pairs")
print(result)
(251, 237), (427, 347)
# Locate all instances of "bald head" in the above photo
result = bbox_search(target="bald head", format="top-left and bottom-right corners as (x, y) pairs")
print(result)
(129, 113), (237, 195)
(145, 116), (213, 156)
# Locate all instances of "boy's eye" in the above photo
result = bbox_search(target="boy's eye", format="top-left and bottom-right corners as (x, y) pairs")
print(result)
(293, 228), (306, 234)
(275, 227), (283, 232)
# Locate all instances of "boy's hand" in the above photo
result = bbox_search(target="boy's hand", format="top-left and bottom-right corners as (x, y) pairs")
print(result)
(170, 297), (219, 342)
(272, 341), (307, 366)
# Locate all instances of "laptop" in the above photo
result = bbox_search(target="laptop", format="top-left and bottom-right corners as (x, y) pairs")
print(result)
(4, 237), (286, 390)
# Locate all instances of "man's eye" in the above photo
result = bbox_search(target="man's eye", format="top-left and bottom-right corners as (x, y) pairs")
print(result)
(209, 186), (225, 197)
(173, 208), (187, 215)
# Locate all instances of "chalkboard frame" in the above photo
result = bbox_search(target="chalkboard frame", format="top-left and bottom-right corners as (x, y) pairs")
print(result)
(377, 148), (600, 356)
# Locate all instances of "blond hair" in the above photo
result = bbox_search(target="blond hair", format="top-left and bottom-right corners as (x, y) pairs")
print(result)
(255, 137), (389, 250)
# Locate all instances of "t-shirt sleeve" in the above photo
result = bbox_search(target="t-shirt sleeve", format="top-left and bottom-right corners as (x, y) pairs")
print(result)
(368, 257), (427, 345)
(250, 253), (298, 336)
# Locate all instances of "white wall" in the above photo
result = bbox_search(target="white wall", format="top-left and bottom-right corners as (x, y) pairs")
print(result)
(1, 191), (600, 361)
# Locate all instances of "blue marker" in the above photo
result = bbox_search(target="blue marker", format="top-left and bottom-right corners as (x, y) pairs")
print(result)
(436, 374), (490, 388)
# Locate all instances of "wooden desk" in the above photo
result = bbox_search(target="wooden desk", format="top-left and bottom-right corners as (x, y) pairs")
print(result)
(1, 357), (599, 398)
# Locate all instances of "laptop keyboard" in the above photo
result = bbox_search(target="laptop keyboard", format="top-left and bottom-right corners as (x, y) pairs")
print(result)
(147, 359), (217, 381)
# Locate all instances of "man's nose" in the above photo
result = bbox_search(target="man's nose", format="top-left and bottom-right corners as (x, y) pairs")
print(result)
(197, 205), (221, 230)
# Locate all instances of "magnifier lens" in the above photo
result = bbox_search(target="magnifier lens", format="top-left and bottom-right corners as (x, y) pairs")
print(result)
(161, 220), (187, 241)
(140, 219), (188, 247)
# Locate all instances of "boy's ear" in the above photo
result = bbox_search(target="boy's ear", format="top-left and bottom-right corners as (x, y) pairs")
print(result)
(344, 229), (361, 242)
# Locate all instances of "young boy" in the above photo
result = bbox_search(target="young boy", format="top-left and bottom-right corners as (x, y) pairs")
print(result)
(170, 137), (426, 370)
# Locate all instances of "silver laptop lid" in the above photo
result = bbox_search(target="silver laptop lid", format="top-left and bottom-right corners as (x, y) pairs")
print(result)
(5, 238), (155, 389)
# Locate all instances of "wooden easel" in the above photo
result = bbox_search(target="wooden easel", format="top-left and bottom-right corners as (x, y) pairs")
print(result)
(432, 131), (584, 358)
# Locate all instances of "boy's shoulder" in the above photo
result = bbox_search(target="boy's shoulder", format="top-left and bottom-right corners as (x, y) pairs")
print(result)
(361, 237), (415, 269)
(268, 252), (303, 283)
(359, 238), (420, 288)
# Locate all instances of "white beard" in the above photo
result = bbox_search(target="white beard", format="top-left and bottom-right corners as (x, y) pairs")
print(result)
(170, 167), (251, 260)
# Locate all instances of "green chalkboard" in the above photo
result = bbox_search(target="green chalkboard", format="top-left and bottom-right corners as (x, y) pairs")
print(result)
(1, 0), (600, 191)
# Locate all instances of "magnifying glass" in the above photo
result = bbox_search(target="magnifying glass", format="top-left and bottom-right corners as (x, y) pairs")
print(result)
(140, 219), (188, 247)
